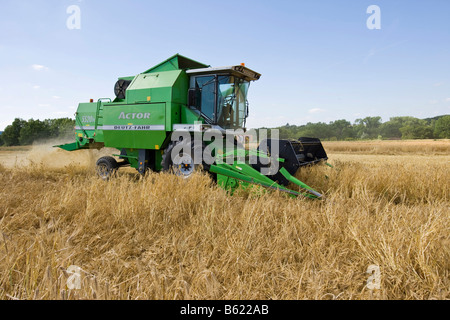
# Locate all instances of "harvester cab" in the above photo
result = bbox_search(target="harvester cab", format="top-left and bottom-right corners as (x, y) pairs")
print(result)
(186, 64), (260, 130)
(56, 54), (329, 199)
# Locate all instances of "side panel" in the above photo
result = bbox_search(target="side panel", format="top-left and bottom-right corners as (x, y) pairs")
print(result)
(102, 103), (167, 150)
(126, 70), (181, 104)
(167, 103), (181, 132)
(180, 105), (202, 125)
(74, 102), (97, 139)
(166, 71), (188, 131)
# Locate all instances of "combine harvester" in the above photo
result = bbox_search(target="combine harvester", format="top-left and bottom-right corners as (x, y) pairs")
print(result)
(56, 54), (329, 199)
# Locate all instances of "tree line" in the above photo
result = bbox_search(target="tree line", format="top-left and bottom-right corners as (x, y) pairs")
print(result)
(0, 118), (75, 146)
(0, 115), (449, 147)
(266, 115), (450, 141)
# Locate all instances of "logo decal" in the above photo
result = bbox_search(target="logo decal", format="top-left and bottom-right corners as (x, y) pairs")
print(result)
(118, 112), (151, 120)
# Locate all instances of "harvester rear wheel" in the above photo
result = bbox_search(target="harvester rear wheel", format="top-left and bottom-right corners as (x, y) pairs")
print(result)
(96, 156), (118, 180)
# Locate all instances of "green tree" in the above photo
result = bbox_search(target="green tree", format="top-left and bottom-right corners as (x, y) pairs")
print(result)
(1, 118), (26, 146)
(300, 122), (333, 140)
(380, 116), (421, 139)
(380, 117), (404, 139)
(354, 117), (382, 139)
(47, 118), (76, 139)
(398, 118), (434, 139)
(19, 119), (51, 145)
(433, 115), (450, 138)
(329, 119), (354, 140)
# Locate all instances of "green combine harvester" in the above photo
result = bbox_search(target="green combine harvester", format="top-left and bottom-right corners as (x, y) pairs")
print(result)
(56, 54), (329, 199)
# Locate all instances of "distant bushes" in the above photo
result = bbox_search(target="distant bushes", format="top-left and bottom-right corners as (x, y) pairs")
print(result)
(266, 115), (450, 140)
(0, 118), (75, 146)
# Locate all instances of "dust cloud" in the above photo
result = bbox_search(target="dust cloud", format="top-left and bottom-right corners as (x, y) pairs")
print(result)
(1, 139), (119, 170)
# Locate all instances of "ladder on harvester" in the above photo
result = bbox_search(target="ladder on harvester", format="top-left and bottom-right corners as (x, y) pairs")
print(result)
(95, 98), (111, 130)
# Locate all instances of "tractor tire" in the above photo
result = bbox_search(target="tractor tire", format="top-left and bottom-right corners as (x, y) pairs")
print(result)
(96, 156), (118, 181)
(162, 140), (210, 179)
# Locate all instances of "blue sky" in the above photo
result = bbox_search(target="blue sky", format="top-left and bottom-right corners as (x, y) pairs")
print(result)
(0, 0), (449, 130)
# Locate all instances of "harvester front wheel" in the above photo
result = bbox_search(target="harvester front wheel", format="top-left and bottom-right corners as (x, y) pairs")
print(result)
(163, 140), (208, 179)
(96, 156), (118, 180)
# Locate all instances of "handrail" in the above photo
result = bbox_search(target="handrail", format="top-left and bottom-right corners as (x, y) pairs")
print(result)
(95, 98), (111, 129)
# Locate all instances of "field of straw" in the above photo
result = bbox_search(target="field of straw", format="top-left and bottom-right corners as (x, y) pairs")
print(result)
(0, 140), (449, 300)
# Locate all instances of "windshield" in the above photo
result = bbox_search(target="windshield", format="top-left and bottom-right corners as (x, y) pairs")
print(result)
(217, 76), (249, 129)
(190, 75), (250, 129)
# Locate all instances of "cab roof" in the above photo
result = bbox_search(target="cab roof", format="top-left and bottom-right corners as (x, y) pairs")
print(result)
(186, 65), (261, 81)
(143, 54), (210, 74)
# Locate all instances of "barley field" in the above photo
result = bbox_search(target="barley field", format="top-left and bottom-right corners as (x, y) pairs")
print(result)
(0, 140), (449, 300)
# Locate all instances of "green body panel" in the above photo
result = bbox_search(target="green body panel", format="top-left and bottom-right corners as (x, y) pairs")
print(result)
(119, 76), (135, 81)
(180, 105), (202, 125)
(102, 103), (166, 149)
(126, 70), (189, 104)
(127, 72), (173, 104)
(75, 102), (99, 139)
